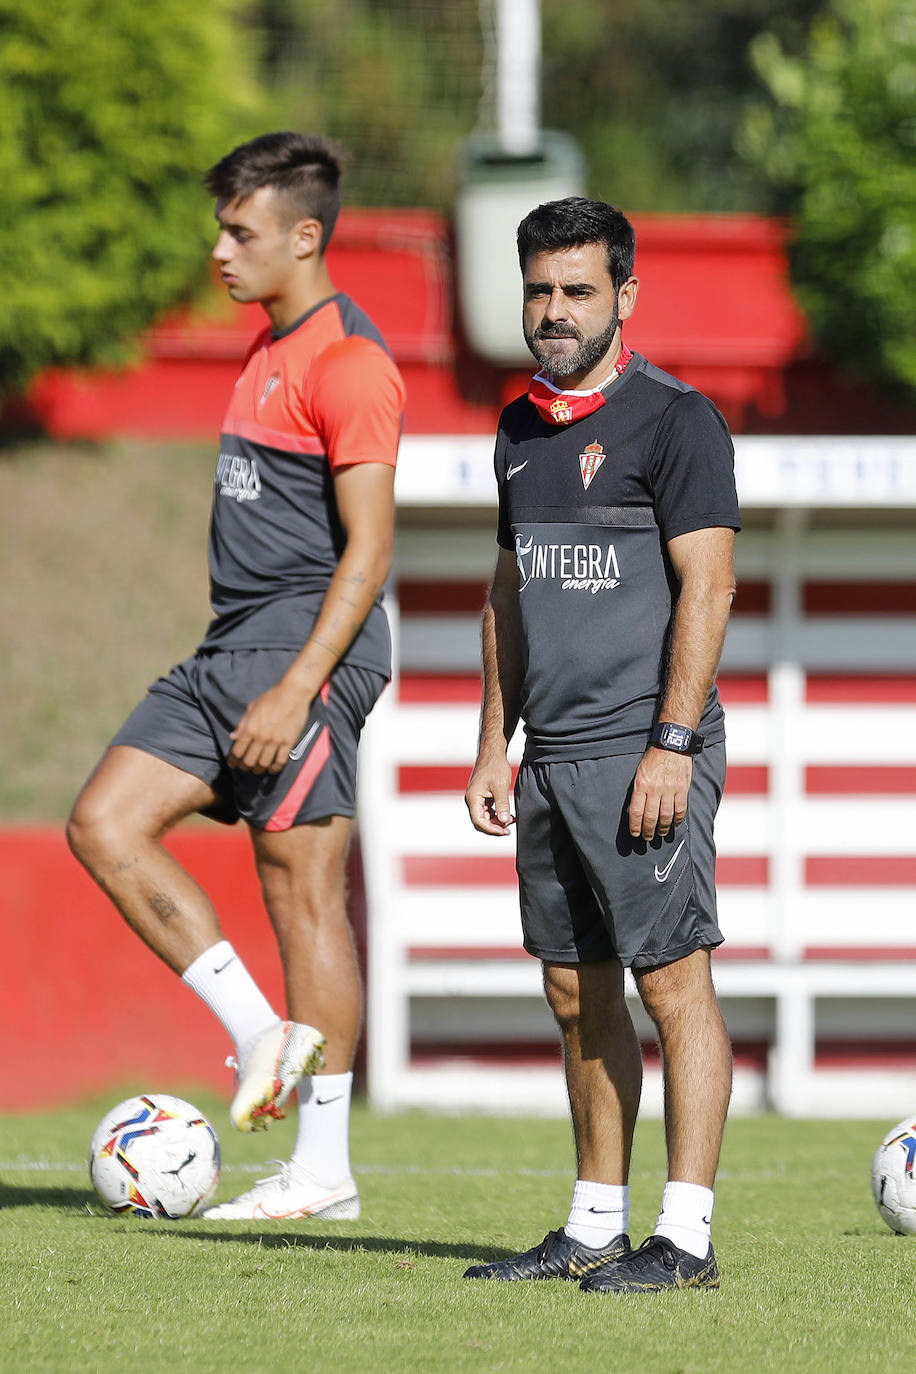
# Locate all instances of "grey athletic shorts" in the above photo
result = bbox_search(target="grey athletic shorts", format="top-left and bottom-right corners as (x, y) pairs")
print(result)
(111, 649), (387, 831)
(514, 743), (726, 969)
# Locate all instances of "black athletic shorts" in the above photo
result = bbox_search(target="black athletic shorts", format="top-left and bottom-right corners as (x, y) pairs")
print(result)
(110, 649), (387, 830)
(514, 743), (726, 969)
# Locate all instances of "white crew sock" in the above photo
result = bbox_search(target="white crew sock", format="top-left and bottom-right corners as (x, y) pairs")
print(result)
(291, 1072), (353, 1187)
(564, 1179), (630, 1248)
(654, 1180), (714, 1259)
(181, 940), (278, 1058)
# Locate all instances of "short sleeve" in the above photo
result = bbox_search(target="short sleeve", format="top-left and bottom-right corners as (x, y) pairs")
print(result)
(494, 424), (513, 549)
(648, 390), (741, 541)
(305, 335), (406, 471)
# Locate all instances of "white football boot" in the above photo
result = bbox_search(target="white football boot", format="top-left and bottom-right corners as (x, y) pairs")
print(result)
(229, 1020), (326, 1133)
(201, 1161), (361, 1221)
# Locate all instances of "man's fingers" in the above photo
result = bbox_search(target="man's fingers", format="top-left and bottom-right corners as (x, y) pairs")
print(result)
(230, 736), (288, 774)
(656, 800), (675, 836)
(465, 778), (515, 836)
(640, 799), (661, 841)
(628, 787), (647, 838)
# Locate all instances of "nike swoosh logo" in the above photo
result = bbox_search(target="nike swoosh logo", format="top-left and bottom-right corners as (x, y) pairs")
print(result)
(654, 838), (686, 883)
(315, 1094), (343, 1106)
(587, 1207), (616, 1214)
(289, 721), (320, 761)
(506, 461), (529, 480)
(213, 957), (237, 975)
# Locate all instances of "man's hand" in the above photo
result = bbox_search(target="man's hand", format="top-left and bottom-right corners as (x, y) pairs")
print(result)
(229, 679), (313, 775)
(628, 746), (692, 842)
(466, 754), (516, 836)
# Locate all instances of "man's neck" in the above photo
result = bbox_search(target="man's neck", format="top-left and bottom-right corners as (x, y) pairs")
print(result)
(263, 264), (336, 332)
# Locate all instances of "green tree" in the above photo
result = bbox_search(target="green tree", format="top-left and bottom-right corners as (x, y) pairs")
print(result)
(741, 0), (916, 395)
(0, 0), (263, 394)
(540, 0), (823, 213)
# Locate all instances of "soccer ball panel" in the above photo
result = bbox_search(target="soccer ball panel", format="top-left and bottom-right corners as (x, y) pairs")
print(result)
(89, 1094), (220, 1219)
(871, 1116), (916, 1235)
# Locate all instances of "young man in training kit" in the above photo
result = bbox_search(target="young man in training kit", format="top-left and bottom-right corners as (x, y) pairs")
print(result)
(68, 132), (405, 1222)
(464, 197), (740, 1291)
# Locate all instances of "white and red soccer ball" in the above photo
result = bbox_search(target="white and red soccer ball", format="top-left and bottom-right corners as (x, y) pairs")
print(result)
(871, 1116), (916, 1235)
(89, 1094), (220, 1219)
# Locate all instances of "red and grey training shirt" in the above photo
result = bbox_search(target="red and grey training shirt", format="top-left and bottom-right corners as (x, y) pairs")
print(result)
(201, 293), (405, 678)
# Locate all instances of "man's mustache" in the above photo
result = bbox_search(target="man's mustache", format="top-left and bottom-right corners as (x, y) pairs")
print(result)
(534, 322), (582, 341)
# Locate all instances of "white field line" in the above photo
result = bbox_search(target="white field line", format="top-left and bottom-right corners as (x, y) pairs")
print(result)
(0, 1157), (778, 1183)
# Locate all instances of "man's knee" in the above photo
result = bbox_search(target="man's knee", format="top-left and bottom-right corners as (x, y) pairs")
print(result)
(66, 783), (123, 871)
(543, 960), (624, 1036)
(636, 948), (717, 1027)
(543, 963), (582, 1031)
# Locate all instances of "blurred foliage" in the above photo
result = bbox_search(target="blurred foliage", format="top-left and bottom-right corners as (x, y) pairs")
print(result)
(253, 0), (823, 215)
(741, 0), (916, 396)
(250, 0), (486, 209)
(0, 0), (263, 393)
(540, 0), (822, 213)
(5, 0), (912, 397)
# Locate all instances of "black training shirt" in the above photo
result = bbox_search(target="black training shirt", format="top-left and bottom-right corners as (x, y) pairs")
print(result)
(495, 351), (741, 761)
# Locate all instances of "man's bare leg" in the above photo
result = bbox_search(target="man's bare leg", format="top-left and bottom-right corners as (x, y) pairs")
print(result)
(544, 959), (643, 1186)
(67, 745), (225, 971)
(634, 948), (732, 1189)
(251, 816), (360, 1074)
(592, 945), (734, 1273)
(201, 816), (365, 1215)
(463, 960), (642, 1275)
(68, 746), (288, 1109)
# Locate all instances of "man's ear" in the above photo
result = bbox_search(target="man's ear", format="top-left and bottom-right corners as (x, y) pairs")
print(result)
(292, 218), (323, 261)
(617, 276), (639, 322)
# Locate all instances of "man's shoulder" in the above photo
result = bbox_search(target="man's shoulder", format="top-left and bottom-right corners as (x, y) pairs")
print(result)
(331, 294), (390, 353)
(629, 353), (729, 428)
(630, 352), (694, 397)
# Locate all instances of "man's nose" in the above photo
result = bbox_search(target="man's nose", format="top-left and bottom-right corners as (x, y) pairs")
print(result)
(543, 287), (569, 320)
(212, 231), (232, 264)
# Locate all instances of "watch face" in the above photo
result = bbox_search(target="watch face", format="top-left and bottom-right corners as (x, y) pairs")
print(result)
(662, 724), (691, 750)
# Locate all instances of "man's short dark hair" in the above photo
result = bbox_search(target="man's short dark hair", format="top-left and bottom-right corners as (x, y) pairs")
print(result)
(517, 197), (636, 290)
(205, 132), (343, 251)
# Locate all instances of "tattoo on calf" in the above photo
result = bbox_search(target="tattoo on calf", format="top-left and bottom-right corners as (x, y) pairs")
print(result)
(150, 892), (180, 925)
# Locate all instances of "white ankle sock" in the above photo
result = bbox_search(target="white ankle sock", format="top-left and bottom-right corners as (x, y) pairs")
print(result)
(654, 1180), (714, 1259)
(291, 1072), (353, 1187)
(181, 941), (278, 1057)
(564, 1179), (629, 1248)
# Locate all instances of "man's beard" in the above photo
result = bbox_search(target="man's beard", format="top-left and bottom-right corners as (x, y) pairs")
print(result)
(524, 312), (620, 380)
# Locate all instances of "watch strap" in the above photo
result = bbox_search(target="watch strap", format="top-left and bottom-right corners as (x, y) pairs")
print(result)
(649, 721), (705, 755)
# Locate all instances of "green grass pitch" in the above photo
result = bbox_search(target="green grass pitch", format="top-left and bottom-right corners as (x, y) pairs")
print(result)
(0, 1097), (911, 1372)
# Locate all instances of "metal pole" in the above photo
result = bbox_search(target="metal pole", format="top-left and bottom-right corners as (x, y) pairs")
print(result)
(496, 0), (541, 155)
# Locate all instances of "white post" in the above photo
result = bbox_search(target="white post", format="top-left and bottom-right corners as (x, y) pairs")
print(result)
(769, 505), (807, 964)
(496, 0), (541, 155)
(767, 506), (812, 1112)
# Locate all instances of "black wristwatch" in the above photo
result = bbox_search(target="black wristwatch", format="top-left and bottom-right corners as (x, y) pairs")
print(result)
(649, 721), (705, 755)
